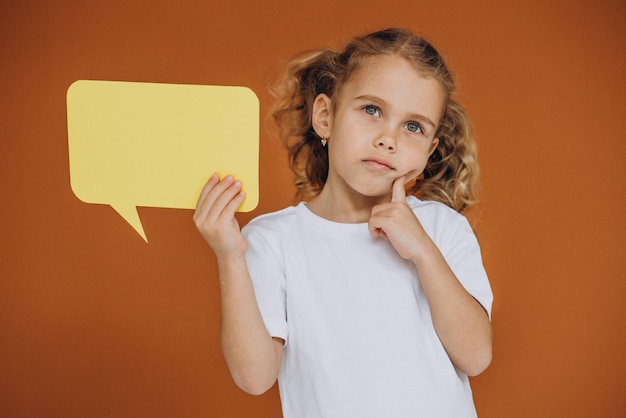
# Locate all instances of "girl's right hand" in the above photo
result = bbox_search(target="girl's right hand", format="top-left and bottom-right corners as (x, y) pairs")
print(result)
(193, 173), (248, 260)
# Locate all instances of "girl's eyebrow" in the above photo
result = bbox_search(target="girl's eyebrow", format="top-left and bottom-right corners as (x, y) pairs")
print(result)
(353, 94), (437, 128)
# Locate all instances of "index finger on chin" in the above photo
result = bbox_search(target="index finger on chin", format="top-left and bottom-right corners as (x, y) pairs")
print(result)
(391, 176), (407, 203)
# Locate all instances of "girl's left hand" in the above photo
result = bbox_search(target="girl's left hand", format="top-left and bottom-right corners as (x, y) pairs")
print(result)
(368, 176), (426, 261)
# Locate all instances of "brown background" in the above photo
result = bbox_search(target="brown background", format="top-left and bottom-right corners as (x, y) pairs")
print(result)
(1, 0), (625, 417)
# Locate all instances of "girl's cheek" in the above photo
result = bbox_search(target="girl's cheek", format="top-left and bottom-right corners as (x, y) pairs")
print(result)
(401, 166), (422, 182)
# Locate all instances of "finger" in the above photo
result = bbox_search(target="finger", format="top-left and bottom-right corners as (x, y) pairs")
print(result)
(368, 210), (387, 239)
(370, 227), (388, 239)
(196, 173), (220, 208)
(194, 173), (220, 222)
(391, 176), (407, 203)
(216, 181), (245, 217)
(195, 175), (235, 222)
(224, 188), (246, 215)
(206, 179), (243, 222)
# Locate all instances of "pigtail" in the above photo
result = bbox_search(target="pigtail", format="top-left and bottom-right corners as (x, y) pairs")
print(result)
(410, 99), (479, 213)
(270, 50), (339, 199)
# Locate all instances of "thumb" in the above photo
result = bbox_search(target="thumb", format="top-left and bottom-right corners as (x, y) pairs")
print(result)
(391, 176), (407, 203)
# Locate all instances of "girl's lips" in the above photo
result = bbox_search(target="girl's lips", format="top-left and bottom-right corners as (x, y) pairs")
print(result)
(363, 158), (394, 170)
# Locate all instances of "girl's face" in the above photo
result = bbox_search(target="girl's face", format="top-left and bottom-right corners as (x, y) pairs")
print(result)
(315, 54), (445, 202)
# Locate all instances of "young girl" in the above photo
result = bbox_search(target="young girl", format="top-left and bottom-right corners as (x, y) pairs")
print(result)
(194, 28), (493, 417)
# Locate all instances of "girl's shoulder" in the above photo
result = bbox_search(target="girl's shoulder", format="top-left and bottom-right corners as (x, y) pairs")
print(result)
(407, 195), (466, 220)
(242, 203), (303, 234)
(406, 196), (473, 238)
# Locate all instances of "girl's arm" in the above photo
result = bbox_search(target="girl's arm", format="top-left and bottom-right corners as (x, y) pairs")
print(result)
(194, 174), (283, 394)
(369, 177), (492, 376)
(406, 234), (492, 376)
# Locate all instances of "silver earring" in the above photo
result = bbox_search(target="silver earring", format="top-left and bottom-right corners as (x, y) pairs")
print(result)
(321, 136), (328, 147)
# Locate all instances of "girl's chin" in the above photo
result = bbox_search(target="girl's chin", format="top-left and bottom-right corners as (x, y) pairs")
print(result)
(327, 176), (394, 201)
(353, 186), (394, 201)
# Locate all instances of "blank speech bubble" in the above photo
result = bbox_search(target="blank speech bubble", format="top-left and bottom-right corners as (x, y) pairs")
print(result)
(67, 80), (259, 242)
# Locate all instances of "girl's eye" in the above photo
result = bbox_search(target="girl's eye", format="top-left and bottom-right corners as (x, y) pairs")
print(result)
(405, 121), (423, 134)
(363, 105), (381, 117)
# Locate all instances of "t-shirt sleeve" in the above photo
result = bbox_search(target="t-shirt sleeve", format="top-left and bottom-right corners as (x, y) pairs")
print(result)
(441, 215), (494, 319)
(242, 225), (289, 343)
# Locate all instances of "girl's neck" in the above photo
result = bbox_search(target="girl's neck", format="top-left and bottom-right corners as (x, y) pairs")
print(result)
(306, 184), (390, 224)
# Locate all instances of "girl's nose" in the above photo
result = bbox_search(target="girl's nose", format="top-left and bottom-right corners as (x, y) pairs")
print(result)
(376, 131), (397, 151)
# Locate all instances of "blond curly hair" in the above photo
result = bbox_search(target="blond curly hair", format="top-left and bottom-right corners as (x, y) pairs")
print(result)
(271, 28), (479, 213)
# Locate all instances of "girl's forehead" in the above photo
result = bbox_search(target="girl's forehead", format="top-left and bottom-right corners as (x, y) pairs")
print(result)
(333, 54), (446, 125)
(339, 55), (444, 99)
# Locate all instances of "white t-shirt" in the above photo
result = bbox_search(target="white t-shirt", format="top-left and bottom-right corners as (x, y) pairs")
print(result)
(242, 196), (493, 418)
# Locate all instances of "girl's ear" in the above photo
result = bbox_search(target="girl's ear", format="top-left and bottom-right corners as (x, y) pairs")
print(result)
(428, 137), (440, 156)
(312, 94), (332, 138)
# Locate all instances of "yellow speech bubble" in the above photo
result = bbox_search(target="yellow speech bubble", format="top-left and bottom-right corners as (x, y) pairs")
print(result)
(67, 80), (259, 242)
